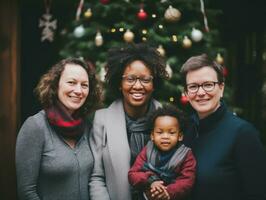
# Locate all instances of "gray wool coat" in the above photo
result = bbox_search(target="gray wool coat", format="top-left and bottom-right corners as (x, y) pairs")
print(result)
(89, 99), (161, 200)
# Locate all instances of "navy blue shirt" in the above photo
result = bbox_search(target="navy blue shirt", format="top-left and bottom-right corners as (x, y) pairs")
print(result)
(184, 102), (266, 200)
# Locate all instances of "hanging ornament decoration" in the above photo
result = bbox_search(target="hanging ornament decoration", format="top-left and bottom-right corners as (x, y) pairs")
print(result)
(191, 28), (203, 42)
(98, 66), (107, 82)
(76, 0), (84, 21)
(215, 53), (224, 64)
(165, 63), (173, 78)
(180, 93), (189, 105)
(223, 66), (228, 77)
(157, 45), (166, 57)
(182, 36), (192, 48)
(39, 0), (57, 42)
(123, 29), (134, 43)
(100, 0), (110, 5)
(74, 25), (85, 38)
(84, 8), (92, 19)
(164, 5), (181, 22)
(200, 0), (209, 32)
(137, 5), (148, 21)
(95, 31), (104, 46)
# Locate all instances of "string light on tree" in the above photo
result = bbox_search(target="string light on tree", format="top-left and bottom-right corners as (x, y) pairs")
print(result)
(182, 36), (192, 48)
(73, 25), (85, 38)
(191, 28), (203, 42)
(95, 31), (103, 46)
(172, 34), (178, 42)
(164, 5), (181, 22)
(123, 29), (134, 43)
(169, 97), (175, 102)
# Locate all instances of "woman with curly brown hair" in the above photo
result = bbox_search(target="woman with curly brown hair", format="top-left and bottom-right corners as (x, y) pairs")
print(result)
(16, 58), (101, 200)
(89, 43), (169, 200)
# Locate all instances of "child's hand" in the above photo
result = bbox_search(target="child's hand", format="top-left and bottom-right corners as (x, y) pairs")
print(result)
(150, 181), (170, 200)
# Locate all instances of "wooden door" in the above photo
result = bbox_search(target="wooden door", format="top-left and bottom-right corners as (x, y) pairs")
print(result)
(0, 0), (19, 199)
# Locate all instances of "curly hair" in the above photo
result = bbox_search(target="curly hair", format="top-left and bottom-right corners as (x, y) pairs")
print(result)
(105, 43), (169, 98)
(180, 53), (225, 87)
(35, 57), (101, 116)
(146, 104), (189, 134)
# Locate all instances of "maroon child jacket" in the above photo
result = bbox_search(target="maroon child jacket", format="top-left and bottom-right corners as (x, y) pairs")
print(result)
(128, 145), (196, 200)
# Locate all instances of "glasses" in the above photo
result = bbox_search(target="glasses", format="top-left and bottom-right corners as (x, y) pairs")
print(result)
(186, 81), (219, 94)
(122, 75), (153, 86)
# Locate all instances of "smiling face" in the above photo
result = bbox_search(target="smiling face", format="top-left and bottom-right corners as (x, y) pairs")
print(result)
(121, 60), (154, 117)
(151, 116), (183, 152)
(185, 66), (224, 119)
(58, 64), (89, 114)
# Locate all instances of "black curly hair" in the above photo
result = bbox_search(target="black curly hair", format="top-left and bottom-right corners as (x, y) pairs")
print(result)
(105, 43), (169, 99)
(147, 104), (188, 134)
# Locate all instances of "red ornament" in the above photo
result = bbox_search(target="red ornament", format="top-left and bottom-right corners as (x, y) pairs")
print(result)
(137, 9), (148, 21)
(180, 93), (189, 105)
(223, 66), (228, 77)
(100, 0), (110, 4)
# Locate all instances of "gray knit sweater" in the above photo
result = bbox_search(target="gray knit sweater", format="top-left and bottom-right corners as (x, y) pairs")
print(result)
(16, 110), (93, 200)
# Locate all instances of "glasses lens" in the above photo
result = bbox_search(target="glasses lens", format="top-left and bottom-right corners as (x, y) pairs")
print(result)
(203, 82), (215, 91)
(123, 75), (153, 85)
(124, 75), (136, 85)
(140, 76), (153, 84)
(187, 84), (198, 93)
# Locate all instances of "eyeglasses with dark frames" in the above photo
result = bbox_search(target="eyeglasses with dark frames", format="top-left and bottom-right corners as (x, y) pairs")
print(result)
(122, 75), (153, 86)
(186, 81), (219, 94)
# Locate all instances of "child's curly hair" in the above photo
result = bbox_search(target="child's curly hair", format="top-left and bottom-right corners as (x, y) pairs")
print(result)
(147, 104), (189, 134)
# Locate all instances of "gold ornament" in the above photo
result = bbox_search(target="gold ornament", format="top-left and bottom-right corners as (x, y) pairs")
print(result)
(164, 5), (181, 22)
(84, 8), (92, 19)
(123, 29), (134, 42)
(216, 53), (224, 64)
(157, 45), (165, 56)
(182, 36), (192, 48)
(95, 31), (103, 46)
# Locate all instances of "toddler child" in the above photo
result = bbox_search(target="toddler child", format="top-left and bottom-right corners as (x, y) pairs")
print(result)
(128, 105), (196, 200)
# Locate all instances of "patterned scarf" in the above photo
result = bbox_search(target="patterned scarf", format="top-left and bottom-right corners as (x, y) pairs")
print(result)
(143, 141), (190, 184)
(125, 101), (156, 164)
(45, 101), (85, 139)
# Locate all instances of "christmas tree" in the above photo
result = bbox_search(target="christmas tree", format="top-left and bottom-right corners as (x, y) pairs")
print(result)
(59, 0), (231, 109)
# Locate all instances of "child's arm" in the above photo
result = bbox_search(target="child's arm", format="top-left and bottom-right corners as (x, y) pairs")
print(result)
(166, 150), (196, 200)
(128, 146), (156, 189)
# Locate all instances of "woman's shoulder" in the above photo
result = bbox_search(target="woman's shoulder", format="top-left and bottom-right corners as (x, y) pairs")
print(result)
(21, 110), (46, 126)
(223, 111), (259, 139)
(17, 110), (48, 141)
(94, 99), (124, 116)
(225, 111), (256, 129)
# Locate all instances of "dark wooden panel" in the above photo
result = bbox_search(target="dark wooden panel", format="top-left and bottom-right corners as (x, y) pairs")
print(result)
(0, 0), (19, 199)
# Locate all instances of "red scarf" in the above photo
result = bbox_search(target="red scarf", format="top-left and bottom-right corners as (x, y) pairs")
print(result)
(45, 101), (85, 139)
